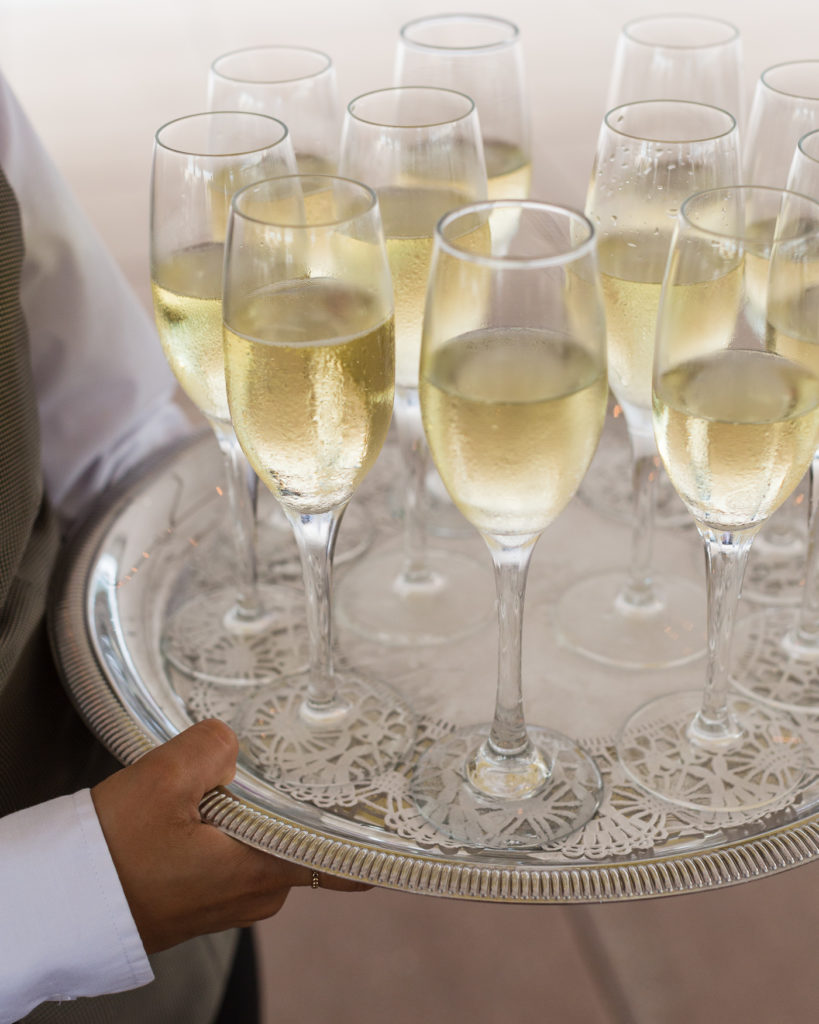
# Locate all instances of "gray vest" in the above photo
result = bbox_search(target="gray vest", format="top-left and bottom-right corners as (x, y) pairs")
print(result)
(0, 167), (236, 1023)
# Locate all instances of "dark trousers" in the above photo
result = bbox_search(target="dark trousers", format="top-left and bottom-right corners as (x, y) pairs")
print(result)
(213, 928), (260, 1024)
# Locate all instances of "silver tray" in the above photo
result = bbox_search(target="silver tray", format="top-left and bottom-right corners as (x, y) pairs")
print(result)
(49, 426), (819, 903)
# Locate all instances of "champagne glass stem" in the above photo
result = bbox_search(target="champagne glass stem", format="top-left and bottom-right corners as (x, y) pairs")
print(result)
(690, 528), (756, 744)
(210, 419), (264, 626)
(286, 506), (347, 717)
(794, 455), (819, 648)
(395, 386), (431, 584)
(621, 449), (659, 609)
(486, 538), (537, 757)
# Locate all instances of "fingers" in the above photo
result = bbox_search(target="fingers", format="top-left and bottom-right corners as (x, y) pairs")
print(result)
(140, 719), (239, 801)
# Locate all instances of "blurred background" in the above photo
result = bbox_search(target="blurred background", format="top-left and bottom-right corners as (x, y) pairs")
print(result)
(3, 0), (819, 1020)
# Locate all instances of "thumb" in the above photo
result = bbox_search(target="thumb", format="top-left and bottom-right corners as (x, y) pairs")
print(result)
(137, 719), (239, 805)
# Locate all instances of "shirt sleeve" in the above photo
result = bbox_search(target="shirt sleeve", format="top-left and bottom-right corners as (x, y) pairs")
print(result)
(0, 790), (153, 1023)
(0, 69), (193, 525)
(0, 67), (181, 1018)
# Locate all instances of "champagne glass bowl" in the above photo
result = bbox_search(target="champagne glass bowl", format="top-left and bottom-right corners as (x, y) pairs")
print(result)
(606, 14), (743, 120)
(395, 14), (531, 209)
(207, 45), (342, 174)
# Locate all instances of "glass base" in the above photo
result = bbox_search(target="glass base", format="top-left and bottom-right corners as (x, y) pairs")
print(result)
(231, 669), (417, 789)
(161, 582), (306, 686)
(732, 607), (819, 715)
(334, 542), (494, 647)
(555, 570), (706, 669)
(617, 689), (805, 813)
(410, 724), (602, 850)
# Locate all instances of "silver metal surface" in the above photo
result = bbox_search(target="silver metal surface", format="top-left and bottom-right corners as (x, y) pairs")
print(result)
(49, 429), (819, 903)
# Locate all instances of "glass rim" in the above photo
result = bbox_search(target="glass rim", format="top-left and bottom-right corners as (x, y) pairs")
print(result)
(621, 12), (739, 49)
(435, 200), (596, 268)
(346, 86), (476, 128)
(603, 98), (736, 143)
(760, 60), (819, 100)
(797, 128), (819, 163)
(230, 173), (378, 229)
(399, 13), (519, 52)
(154, 110), (290, 157)
(209, 44), (333, 85)
(679, 184), (819, 242)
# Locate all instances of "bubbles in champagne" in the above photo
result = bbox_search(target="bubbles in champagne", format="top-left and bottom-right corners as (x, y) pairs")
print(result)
(421, 327), (607, 538)
(151, 243), (228, 423)
(225, 279), (395, 514)
(654, 349), (819, 531)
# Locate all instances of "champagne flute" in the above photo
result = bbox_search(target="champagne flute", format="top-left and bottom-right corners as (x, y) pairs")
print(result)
(580, 13), (744, 529)
(738, 61), (819, 604)
(208, 45), (341, 174)
(394, 14), (531, 537)
(223, 174), (416, 787)
(150, 111), (298, 685)
(745, 61), (819, 189)
(411, 200), (607, 849)
(732, 134), (819, 712)
(395, 14), (531, 228)
(334, 86), (493, 646)
(606, 14), (743, 122)
(617, 185), (819, 812)
(556, 100), (740, 669)
(206, 44), (371, 565)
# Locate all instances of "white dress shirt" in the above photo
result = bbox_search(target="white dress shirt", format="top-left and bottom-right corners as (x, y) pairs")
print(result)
(0, 69), (192, 1021)
(0, 793), (153, 1023)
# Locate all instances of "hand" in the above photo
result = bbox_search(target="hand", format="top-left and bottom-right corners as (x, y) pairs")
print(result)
(91, 718), (369, 954)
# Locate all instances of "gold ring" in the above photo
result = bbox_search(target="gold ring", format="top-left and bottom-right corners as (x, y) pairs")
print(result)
(311, 871), (320, 889)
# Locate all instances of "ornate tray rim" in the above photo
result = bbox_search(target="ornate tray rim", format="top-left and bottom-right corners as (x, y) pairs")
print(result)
(48, 434), (819, 904)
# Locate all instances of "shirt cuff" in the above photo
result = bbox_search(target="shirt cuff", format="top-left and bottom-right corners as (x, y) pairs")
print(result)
(0, 789), (153, 1022)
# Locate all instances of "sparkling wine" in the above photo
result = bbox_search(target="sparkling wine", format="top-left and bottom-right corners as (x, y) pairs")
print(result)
(484, 138), (531, 200)
(483, 139), (531, 250)
(743, 218), (777, 338)
(654, 349), (819, 530)
(420, 327), (607, 538)
(600, 234), (745, 416)
(151, 243), (228, 423)
(597, 233), (669, 415)
(294, 153), (337, 175)
(379, 185), (475, 388)
(737, 217), (819, 339)
(224, 278), (394, 514)
(768, 285), (819, 379)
